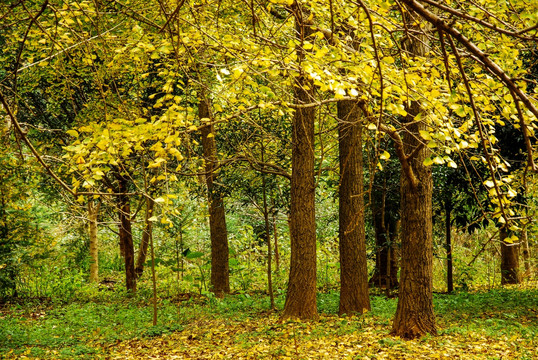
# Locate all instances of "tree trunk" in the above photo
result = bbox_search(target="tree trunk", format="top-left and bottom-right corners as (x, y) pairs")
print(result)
(391, 9), (435, 338)
(88, 200), (100, 283)
(272, 211), (280, 273)
(500, 227), (520, 285)
(391, 112), (435, 338)
(282, 4), (318, 320)
(521, 226), (530, 277)
(337, 99), (370, 315)
(261, 140), (275, 309)
(118, 175), (136, 292)
(369, 179), (399, 290)
(445, 200), (454, 293)
(199, 96), (230, 297)
(261, 144), (275, 309)
(135, 197), (155, 278)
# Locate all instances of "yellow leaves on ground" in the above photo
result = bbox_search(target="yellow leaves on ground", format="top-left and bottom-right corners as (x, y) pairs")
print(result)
(93, 315), (535, 360)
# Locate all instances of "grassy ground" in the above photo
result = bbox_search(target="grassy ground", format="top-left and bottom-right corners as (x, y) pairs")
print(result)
(1, 286), (537, 359)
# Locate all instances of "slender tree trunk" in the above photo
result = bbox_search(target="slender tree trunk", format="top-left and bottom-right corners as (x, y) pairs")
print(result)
(117, 175), (136, 292)
(135, 197), (155, 278)
(521, 226), (530, 277)
(388, 221), (400, 289)
(391, 9), (435, 338)
(88, 200), (100, 283)
(261, 144), (275, 309)
(369, 179), (399, 290)
(272, 212), (280, 273)
(199, 96), (230, 297)
(445, 200), (453, 293)
(282, 3), (318, 320)
(337, 99), (370, 315)
(149, 222), (158, 325)
(500, 227), (520, 284)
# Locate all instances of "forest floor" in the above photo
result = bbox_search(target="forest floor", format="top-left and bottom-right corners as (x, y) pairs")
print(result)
(1, 286), (537, 359)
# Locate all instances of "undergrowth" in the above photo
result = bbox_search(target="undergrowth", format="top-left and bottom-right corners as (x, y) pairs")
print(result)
(1, 286), (537, 359)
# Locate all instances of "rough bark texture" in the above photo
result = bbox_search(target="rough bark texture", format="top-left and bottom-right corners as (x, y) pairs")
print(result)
(282, 4), (318, 320)
(88, 201), (100, 283)
(500, 227), (520, 285)
(135, 197), (155, 279)
(118, 176), (136, 292)
(337, 99), (370, 315)
(391, 113), (435, 338)
(391, 8), (435, 338)
(199, 97), (230, 297)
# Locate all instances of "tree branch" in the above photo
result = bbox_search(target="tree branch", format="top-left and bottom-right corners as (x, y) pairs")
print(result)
(400, 0), (538, 125)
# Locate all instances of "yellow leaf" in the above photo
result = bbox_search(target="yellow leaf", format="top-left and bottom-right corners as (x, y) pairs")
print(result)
(419, 130), (431, 140)
(379, 151), (390, 160)
(423, 157), (433, 166)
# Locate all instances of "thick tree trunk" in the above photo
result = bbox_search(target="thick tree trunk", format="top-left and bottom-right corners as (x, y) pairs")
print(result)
(135, 197), (155, 279)
(337, 99), (370, 315)
(199, 97), (230, 297)
(391, 9), (435, 338)
(391, 113), (435, 338)
(88, 201), (100, 283)
(500, 227), (520, 285)
(445, 200), (454, 293)
(282, 4), (318, 320)
(118, 176), (136, 292)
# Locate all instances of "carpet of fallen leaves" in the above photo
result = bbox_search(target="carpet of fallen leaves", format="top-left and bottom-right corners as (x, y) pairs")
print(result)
(83, 314), (535, 360)
(4, 288), (538, 359)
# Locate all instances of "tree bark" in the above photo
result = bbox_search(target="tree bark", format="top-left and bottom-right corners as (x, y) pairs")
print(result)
(337, 99), (370, 315)
(199, 96), (230, 297)
(117, 175), (136, 292)
(282, 3), (318, 320)
(500, 227), (520, 285)
(135, 197), (155, 278)
(445, 200), (454, 293)
(88, 200), (100, 283)
(391, 111), (435, 338)
(391, 8), (436, 338)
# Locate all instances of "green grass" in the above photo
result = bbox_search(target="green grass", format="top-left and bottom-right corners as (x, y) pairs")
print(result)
(1, 286), (537, 359)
